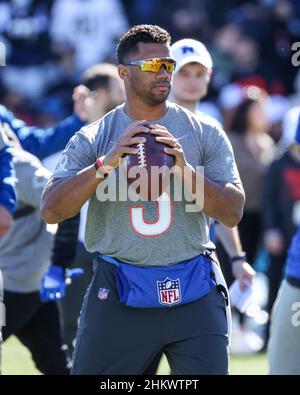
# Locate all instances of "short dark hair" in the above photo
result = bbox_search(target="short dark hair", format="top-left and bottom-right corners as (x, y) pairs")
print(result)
(81, 63), (120, 91)
(117, 24), (171, 64)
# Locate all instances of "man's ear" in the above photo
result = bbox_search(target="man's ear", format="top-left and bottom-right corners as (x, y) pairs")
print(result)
(207, 68), (212, 83)
(118, 65), (130, 81)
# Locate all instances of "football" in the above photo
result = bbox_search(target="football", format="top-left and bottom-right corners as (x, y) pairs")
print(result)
(124, 124), (175, 201)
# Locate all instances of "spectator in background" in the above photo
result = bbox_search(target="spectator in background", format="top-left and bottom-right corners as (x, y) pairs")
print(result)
(0, 101), (84, 161)
(279, 107), (300, 149)
(50, 0), (128, 74)
(0, 124), (16, 236)
(218, 88), (275, 285)
(268, 117), (300, 375)
(0, 127), (69, 375)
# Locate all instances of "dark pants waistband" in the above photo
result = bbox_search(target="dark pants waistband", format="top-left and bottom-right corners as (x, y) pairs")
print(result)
(287, 275), (300, 289)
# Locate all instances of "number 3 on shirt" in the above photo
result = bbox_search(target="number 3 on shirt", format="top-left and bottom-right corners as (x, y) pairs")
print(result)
(129, 192), (173, 237)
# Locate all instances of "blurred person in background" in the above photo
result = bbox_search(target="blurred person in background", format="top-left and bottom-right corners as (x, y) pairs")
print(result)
(279, 106), (300, 149)
(0, 102), (84, 161)
(0, 124), (70, 374)
(0, 125), (15, 236)
(0, 123), (16, 373)
(44, 63), (126, 361)
(216, 89), (275, 352)
(225, 89), (275, 270)
(268, 116), (300, 375)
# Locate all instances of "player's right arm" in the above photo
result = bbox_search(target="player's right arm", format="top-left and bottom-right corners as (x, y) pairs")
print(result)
(42, 166), (104, 224)
(41, 121), (149, 224)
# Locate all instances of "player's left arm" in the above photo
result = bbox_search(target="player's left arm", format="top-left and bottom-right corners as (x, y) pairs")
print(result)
(200, 179), (244, 227)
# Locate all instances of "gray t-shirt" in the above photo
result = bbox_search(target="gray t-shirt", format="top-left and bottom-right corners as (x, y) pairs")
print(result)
(53, 102), (241, 266)
(0, 148), (53, 292)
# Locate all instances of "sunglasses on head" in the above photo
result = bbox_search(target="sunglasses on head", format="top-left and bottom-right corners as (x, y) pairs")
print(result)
(122, 57), (176, 73)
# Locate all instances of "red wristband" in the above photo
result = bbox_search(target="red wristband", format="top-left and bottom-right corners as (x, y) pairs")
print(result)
(94, 157), (109, 177)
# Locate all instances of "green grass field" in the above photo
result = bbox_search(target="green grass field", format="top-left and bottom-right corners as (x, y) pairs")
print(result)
(2, 336), (268, 375)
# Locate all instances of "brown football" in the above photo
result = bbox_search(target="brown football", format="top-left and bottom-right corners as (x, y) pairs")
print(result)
(124, 127), (175, 201)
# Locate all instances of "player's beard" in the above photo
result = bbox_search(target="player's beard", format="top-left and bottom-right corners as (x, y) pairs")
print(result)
(132, 79), (171, 105)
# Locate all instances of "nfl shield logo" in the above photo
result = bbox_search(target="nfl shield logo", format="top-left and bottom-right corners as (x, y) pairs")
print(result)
(98, 288), (109, 300)
(157, 277), (181, 306)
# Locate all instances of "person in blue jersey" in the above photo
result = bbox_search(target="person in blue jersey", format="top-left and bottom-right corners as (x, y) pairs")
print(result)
(268, 115), (300, 375)
(42, 24), (245, 375)
(0, 124), (16, 235)
(0, 63), (124, 161)
(0, 103), (84, 161)
(0, 123), (16, 372)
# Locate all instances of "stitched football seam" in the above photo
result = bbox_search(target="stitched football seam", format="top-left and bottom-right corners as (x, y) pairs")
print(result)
(137, 143), (147, 167)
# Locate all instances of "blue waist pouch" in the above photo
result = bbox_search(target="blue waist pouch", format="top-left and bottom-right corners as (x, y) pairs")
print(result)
(99, 253), (215, 308)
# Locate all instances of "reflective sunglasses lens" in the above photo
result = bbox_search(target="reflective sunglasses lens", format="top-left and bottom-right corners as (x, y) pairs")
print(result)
(140, 63), (153, 72)
(141, 59), (175, 72)
(164, 62), (175, 72)
(141, 60), (160, 72)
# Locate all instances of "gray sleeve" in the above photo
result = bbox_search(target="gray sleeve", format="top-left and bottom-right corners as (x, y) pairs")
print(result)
(52, 129), (96, 179)
(203, 124), (241, 185)
(15, 156), (51, 209)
